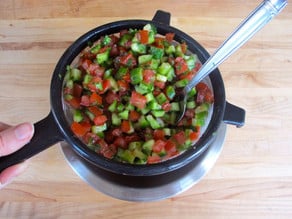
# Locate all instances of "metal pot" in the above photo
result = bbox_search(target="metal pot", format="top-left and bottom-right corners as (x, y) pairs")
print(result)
(0, 11), (245, 185)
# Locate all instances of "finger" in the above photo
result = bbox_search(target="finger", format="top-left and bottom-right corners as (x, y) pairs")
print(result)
(0, 122), (11, 132)
(0, 123), (34, 157)
(0, 161), (29, 187)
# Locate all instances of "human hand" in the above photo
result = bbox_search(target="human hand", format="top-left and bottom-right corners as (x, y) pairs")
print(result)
(0, 122), (34, 188)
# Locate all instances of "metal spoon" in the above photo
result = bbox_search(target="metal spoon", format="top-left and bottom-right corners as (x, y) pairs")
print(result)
(176, 0), (287, 123)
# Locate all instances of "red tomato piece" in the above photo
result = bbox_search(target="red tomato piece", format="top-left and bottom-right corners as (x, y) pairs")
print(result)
(98, 139), (117, 159)
(122, 72), (131, 83)
(93, 115), (107, 126)
(110, 44), (119, 57)
(83, 132), (100, 145)
(175, 57), (188, 75)
(174, 131), (186, 145)
(71, 122), (91, 138)
(124, 134), (141, 144)
(154, 80), (166, 89)
(101, 144), (117, 159)
(130, 91), (147, 109)
(88, 106), (103, 116)
(165, 33), (175, 42)
(81, 59), (92, 70)
(113, 136), (127, 149)
(101, 79), (111, 93)
(121, 120), (131, 133)
(139, 30), (149, 44)
(185, 109), (195, 119)
(117, 80), (130, 92)
(66, 97), (81, 109)
(147, 154), (161, 164)
(153, 129), (165, 140)
(189, 131), (200, 141)
(154, 37), (164, 48)
(105, 91), (120, 105)
(153, 139), (166, 153)
(129, 110), (141, 122)
(88, 63), (105, 77)
(196, 82), (214, 104)
(80, 95), (90, 106)
(143, 69), (155, 83)
(164, 140), (177, 155)
(162, 102), (171, 112)
(120, 53), (137, 67)
(72, 83), (83, 98)
(89, 92), (102, 105)
(111, 128), (122, 137)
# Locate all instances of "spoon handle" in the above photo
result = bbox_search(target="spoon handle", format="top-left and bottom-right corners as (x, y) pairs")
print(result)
(185, 0), (287, 93)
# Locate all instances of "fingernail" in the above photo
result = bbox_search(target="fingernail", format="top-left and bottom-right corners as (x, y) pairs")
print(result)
(14, 123), (33, 140)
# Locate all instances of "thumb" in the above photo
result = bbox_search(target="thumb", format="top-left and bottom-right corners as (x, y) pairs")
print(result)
(0, 123), (34, 157)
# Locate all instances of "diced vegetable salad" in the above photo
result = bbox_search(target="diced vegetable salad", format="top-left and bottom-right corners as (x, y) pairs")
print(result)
(63, 24), (214, 164)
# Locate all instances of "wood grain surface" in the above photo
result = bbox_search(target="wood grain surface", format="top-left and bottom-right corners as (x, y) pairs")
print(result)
(0, 0), (292, 218)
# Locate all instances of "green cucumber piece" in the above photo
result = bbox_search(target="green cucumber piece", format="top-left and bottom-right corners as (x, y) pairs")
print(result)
(130, 67), (143, 85)
(146, 115), (161, 129)
(73, 110), (83, 122)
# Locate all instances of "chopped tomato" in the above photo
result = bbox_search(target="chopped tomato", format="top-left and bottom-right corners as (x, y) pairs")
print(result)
(66, 97), (81, 109)
(139, 30), (149, 44)
(153, 139), (166, 153)
(165, 33), (175, 42)
(101, 144), (117, 159)
(113, 136), (127, 149)
(71, 122), (91, 138)
(80, 95), (90, 106)
(117, 80), (129, 92)
(89, 92), (102, 105)
(173, 131), (186, 145)
(143, 69), (155, 83)
(154, 37), (164, 48)
(124, 134), (141, 144)
(121, 120), (131, 133)
(120, 53), (137, 67)
(189, 131), (200, 141)
(105, 91), (120, 104)
(175, 57), (188, 75)
(88, 63), (105, 77)
(122, 72), (131, 83)
(185, 109), (195, 119)
(164, 140), (177, 154)
(83, 132), (100, 145)
(147, 154), (161, 164)
(101, 79), (111, 93)
(72, 83), (83, 98)
(153, 129), (165, 140)
(110, 44), (119, 57)
(130, 91), (147, 109)
(129, 110), (141, 122)
(154, 80), (166, 89)
(196, 82), (214, 104)
(93, 115), (107, 126)
(111, 128), (122, 137)
(162, 102), (171, 112)
(81, 59), (92, 70)
(88, 106), (103, 116)
(98, 139), (116, 159)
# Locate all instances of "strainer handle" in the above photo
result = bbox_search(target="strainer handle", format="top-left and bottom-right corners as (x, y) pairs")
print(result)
(0, 112), (63, 173)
